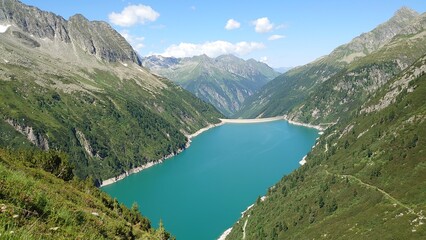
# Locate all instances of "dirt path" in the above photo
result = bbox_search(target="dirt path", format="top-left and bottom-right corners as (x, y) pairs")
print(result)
(325, 170), (422, 219)
(242, 215), (250, 240)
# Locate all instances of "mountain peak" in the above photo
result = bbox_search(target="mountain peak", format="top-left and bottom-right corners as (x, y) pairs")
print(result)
(394, 6), (418, 19)
(326, 6), (420, 64)
(0, 0), (141, 65)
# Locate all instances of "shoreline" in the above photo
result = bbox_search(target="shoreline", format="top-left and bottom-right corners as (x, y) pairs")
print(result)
(220, 116), (284, 124)
(100, 116), (327, 187)
(281, 115), (325, 131)
(100, 121), (225, 187)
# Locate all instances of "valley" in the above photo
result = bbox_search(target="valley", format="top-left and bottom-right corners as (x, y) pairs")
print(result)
(0, 1), (425, 239)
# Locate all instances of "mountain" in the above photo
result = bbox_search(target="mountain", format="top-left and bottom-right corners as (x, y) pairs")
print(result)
(142, 54), (280, 116)
(226, 8), (426, 239)
(227, 53), (426, 240)
(274, 67), (293, 73)
(0, 0), (222, 182)
(237, 7), (421, 122)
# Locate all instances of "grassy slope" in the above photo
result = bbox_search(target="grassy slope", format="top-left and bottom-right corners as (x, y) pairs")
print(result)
(0, 149), (172, 239)
(227, 56), (426, 239)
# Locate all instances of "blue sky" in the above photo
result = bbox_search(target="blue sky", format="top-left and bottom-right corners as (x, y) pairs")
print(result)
(21, 0), (426, 68)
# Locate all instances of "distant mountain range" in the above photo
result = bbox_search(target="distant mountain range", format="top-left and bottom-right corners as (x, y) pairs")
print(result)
(142, 54), (280, 116)
(274, 66), (293, 73)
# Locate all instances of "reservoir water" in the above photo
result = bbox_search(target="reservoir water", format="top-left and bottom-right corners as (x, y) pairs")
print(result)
(102, 120), (319, 239)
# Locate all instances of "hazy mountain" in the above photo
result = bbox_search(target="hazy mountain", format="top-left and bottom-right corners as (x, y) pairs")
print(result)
(0, 0), (222, 181)
(226, 7), (426, 239)
(274, 67), (293, 73)
(142, 54), (280, 116)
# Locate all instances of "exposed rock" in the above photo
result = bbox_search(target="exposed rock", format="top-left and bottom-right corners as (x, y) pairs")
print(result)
(0, 0), (140, 65)
(332, 7), (419, 64)
(362, 56), (426, 113)
(75, 129), (94, 158)
(5, 119), (49, 150)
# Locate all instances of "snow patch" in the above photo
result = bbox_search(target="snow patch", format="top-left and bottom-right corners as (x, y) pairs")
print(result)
(0, 24), (11, 33)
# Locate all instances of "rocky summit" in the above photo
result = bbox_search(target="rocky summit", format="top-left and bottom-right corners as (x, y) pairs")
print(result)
(0, 0), (140, 64)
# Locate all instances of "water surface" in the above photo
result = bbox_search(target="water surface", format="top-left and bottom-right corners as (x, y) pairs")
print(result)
(103, 121), (318, 239)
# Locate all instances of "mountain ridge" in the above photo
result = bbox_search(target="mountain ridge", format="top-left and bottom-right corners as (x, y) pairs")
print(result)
(236, 7), (423, 122)
(0, 0), (141, 65)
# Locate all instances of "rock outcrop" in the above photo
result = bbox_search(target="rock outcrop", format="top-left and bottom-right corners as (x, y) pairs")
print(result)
(0, 0), (140, 65)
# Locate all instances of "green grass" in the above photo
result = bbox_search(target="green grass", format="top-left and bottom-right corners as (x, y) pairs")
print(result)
(0, 149), (172, 239)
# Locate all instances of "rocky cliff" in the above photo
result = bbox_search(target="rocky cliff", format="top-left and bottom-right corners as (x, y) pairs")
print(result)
(0, 0), (140, 64)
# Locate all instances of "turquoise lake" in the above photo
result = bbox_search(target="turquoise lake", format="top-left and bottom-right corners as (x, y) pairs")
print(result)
(102, 120), (319, 239)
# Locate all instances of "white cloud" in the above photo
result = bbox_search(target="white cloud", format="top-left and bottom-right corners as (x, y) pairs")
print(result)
(252, 17), (274, 33)
(120, 30), (145, 52)
(159, 41), (265, 58)
(268, 34), (286, 41)
(109, 4), (160, 27)
(260, 56), (268, 63)
(275, 24), (287, 30)
(225, 19), (241, 30)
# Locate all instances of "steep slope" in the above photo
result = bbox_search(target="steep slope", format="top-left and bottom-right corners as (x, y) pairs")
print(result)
(0, 0), (140, 65)
(142, 54), (279, 116)
(0, 149), (171, 239)
(237, 7), (420, 121)
(227, 53), (426, 240)
(0, 0), (223, 182)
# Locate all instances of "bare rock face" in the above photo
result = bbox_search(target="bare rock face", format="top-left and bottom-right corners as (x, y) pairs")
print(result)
(0, 0), (141, 65)
(0, 0), (70, 42)
(68, 14), (141, 65)
(330, 7), (420, 64)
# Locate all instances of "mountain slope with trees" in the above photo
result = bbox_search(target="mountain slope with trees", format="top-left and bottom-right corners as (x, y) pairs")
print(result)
(0, 0), (223, 182)
(227, 49), (426, 240)
(227, 8), (426, 239)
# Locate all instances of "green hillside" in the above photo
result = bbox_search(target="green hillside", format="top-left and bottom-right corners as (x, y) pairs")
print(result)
(226, 51), (426, 240)
(0, 149), (172, 239)
(0, 58), (222, 182)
